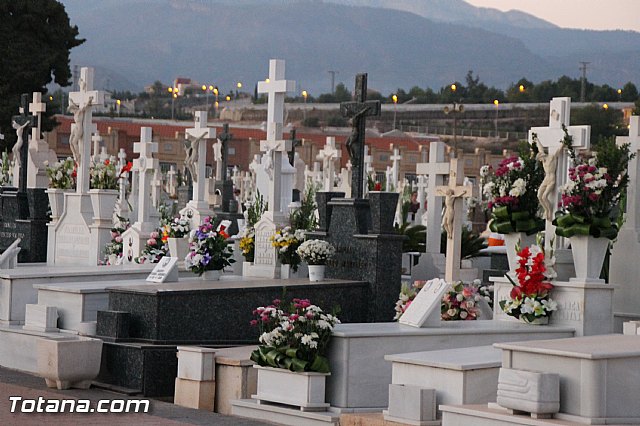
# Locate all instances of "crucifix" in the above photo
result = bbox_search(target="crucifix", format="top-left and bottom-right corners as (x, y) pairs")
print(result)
(68, 67), (105, 193)
(287, 128), (302, 166)
(340, 73), (381, 199)
(436, 158), (472, 282)
(257, 59), (295, 220)
(217, 123), (233, 181)
(185, 111), (216, 204)
(416, 142), (450, 255)
(11, 94), (35, 192)
(317, 136), (341, 191)
(529, 97), (590, 252)
(133, 127), (159, 225)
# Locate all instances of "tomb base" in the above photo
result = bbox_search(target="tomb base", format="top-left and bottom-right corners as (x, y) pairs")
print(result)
(231, 399), (340, 426)
(0, 188), (48, 263)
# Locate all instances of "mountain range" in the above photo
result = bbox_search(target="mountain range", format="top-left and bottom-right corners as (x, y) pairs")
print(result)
(59, 0), (640, 95)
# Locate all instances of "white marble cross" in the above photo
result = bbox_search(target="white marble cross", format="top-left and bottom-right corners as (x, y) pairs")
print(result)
(617, 116), (640, 233)
(436, 158), (472, 282)
(68, 67), (105, 193)
(529, 97), (590, 251)
(416, 142), (450, 255)
(133, 127), (159, 224)
(92, 132), (103, 164)
(389, 144), (402, 190)
(385, 166), (393, 191)
(167, 165), (177, 197)
(186, 111), (216, 203)
(317, 136), (341, 191)
(415, 174), (428, 223)
(213, 139), (224, 180)
(117, 148), (129, 207)
(257, 59), (295, 219)
(29, 92), (46, 141)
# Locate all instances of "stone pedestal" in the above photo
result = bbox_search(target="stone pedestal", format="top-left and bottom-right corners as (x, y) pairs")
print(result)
(492, 276), (615, 336)
(315, 191), (345, 232)
(51, 193), (96, 266)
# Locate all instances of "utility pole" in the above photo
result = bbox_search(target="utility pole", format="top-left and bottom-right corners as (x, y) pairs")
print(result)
(328, 70), (338, 94)
(579, 61), (590, 103)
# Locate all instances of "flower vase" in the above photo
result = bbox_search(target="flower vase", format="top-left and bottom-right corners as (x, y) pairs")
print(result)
(308, 265), (326, 282)
(280, 263), (299, 280)
(108, 254), (118, 266)
(46, 188), (69, 222)
(254, 366), (330, 410)
(168, 237), (190, 261)
(504, 232), (537, 273)
(201, 269), (221, 281)
(89, 189), (119, 225)
(520, 315), (549, 325)
(570, 235), (609, 282)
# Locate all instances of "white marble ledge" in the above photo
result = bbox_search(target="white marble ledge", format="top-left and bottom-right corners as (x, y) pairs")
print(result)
(332, 321), (575, 338)
(440, 404), (578, 425)
(0, 263), (156, 279)
(0, 323), (81, 339)
(494, 334), (640, 359)
(109, 277), (367, 294)
(385, 345), (501, 370)
(491, 275), (616, 289)
(33, 280), (149, 294)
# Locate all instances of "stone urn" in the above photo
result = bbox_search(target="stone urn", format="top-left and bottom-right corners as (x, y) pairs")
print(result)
(168, 237), (190, 262)
(46, 188), (70, 222)
(89, 189), (119, 225)
(570, 235), (609, 281)
(37, 336), (103, 390)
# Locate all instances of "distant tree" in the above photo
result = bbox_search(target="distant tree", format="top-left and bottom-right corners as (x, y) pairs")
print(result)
(506, 78), (534, 102)
(0, 0), (84, 150)
(621, 82), (639, 102)
(556, 76), (581, 100)
(333, 83), (352, 102)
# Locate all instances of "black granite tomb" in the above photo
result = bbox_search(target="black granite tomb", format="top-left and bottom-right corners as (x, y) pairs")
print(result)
(212, 124), (243, 235)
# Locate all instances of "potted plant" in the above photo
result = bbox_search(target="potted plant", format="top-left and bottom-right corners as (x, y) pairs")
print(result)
(554, 132), (634, 281)
(499, 238), (558, 324)
(249, 298), (340, 409)
(185, 216), (235, 280)
(163, 215), (191, 262)
(296, 239), (336, 282)
(239, 226), (255, 263)
(45, 157), (76, 221)
(482, 142), (544, 272)
(270, 226), (306, 279)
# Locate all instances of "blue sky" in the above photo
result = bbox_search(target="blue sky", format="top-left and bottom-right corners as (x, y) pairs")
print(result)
(466, 0), (640, 32)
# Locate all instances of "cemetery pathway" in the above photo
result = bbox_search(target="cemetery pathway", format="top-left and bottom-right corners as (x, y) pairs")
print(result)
(0, 367), (269, 425)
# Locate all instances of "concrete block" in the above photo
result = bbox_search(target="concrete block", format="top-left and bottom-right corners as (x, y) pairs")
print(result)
(385, 384), (436, 422)
(174, 377), (215, 411)
(23, 304), (58, 332)
(622, 321), (640, 335)
(496, 368), (559, 414)
(177, 346), (216, 381)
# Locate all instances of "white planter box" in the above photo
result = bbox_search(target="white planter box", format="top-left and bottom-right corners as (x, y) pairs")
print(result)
(37, 336), (103, 390)
(253, 365), (329, 410)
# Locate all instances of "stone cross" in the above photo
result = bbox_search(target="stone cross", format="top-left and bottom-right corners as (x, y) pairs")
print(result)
(92, 132), (103, 164)
(617, 116), (640, 233)
(389, 144), (402, 190)
(304, 161), (323, 191)
(133, 127), (159, 224)
(28, 92), (46, 142)
(167, 165), (177, 197)
(257, 59), (295, 219)
(217, 123), (233, 181)
(117, 148), (129, 209)
(186, 111), (216, 203)
(317, 136), (341, 191)
(11, 94), (34, 191)
(385, 166), (393, 192)
(416, 142), (450, 255)
(98, 147), (109, 164)
(287, 128), (302, 166)
(415, 174), (428, 223)
(68, 67), (105, 193)
(340, 73), (381, 200)
(436, 158), (472, 282)
(529, 97), (590, 252)
(151, 168), (163, 208)
(363, 145), (373, 195)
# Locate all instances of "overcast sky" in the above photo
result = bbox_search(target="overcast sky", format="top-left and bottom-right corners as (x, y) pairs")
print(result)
(465, 0), (640, 32)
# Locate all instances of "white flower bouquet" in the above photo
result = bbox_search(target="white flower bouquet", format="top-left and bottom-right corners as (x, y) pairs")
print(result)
(296, 239), (336, 266)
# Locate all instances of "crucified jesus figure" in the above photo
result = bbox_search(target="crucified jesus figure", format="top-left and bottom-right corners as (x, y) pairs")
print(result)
(443, 188), (467, 239)
(345, 107), (370, 163)
(67, 87), (93, 165)
(11, 120), (29, 170)
(184, 132), (206, 182)
(535, 138), (563, 221)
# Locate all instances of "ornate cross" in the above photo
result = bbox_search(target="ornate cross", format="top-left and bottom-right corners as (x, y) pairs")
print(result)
(317, 136), (341, 191)
(28, 92), (46, 142)
(287, 128), (302, 166)
(340, 73), (381, 199)
(185, 111), (215, 203)
(435, 158), (471, 282)
(133, 127), (159, 224)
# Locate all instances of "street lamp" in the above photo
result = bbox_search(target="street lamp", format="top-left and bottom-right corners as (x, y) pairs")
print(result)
(392, 94), (398, 129)
(519, 85), (525, 93)
(302, 90), (308, 122)
(493, 99), (499, 138)
(618, 88), (622, 101)
(213, 86), (219, 117)
(236, 82), (242, 99)
(168, 87), (178, 120)
(603, 103), (609, 110)
(202, 84), (215, 112)
(443, 100), (464, 158)
(116, 99), (121, 117)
